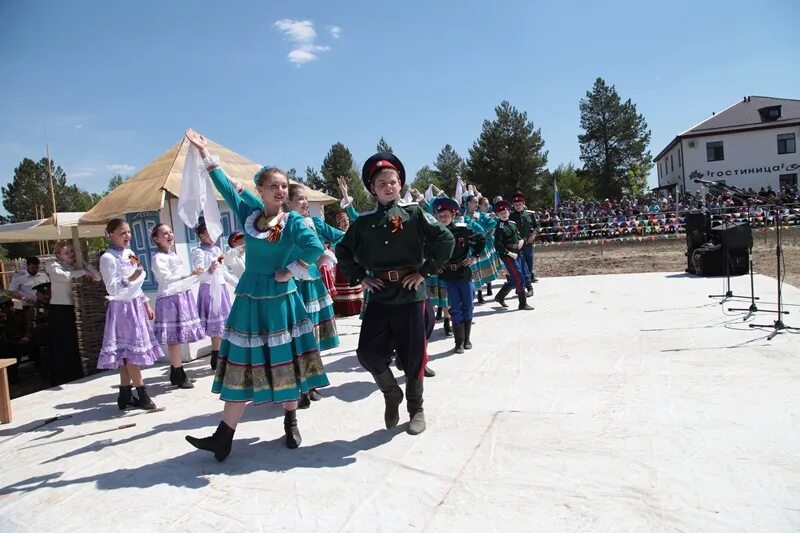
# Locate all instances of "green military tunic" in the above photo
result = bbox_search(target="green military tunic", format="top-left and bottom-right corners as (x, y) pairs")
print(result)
(439, 221), (486, 282)
(335, 199), (455, 305)
(494, 220), (522, 258)
(509, 209), (539, 247)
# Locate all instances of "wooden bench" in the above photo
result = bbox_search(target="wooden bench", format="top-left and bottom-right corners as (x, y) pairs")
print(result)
(0, 358), (14, 423)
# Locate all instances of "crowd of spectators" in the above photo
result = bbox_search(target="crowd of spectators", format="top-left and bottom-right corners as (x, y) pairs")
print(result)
(533, 185), (800, 243)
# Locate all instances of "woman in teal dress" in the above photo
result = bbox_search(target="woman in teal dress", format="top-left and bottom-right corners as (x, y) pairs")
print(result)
(463, 193), (501, 303)
(183, 129), (328, 459)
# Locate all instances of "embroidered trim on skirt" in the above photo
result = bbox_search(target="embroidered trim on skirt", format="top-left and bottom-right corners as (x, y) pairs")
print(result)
(332, 264), (363, 317)
(97, 296), (164, 369)
(197, 282), (232, 338)
(296, 278), (340, 351)
(425, 275), (448, 308)
(154, 289), (206, 345)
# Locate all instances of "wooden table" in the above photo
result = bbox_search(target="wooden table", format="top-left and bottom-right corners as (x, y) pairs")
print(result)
(0, 358), (15, 423)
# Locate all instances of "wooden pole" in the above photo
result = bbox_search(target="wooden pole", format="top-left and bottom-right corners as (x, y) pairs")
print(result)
(46, 140), (58, 232)
(71, 226), (84, 268)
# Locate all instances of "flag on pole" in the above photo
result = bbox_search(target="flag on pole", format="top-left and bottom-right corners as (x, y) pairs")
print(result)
(553, 177), (560, 211)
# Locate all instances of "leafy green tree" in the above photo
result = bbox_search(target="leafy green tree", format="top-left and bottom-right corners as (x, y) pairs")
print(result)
(464, 100), (548, 202)
(105, 174), (125, 195)
(302, 166), (327, 191)
(411, 165), (442, 195)
(534, 163), (595, 210)
(578, 77), (652, 199)
(376, 137), (393, 153)
(434, 144), (464, 198)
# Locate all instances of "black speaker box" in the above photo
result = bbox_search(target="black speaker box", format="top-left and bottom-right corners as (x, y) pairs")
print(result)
(711, 221), (753, 250)
(685, 213), (710, 251)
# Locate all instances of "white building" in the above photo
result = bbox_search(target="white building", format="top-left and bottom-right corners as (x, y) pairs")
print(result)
(655, 96), (800, 194)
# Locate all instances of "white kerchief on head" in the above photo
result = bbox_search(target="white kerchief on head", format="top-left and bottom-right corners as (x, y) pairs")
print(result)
(178, 145), (223, 243)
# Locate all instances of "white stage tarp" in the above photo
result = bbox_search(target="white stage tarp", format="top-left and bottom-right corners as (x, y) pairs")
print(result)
(0, 272), (798, 532)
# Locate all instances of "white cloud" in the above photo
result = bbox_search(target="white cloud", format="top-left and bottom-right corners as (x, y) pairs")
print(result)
(273, 19), (336, 65)
(71, 167), (97, 178)
(328, 25), (341, 39)
(105, 163), (135, 174)
(75, 124), (83, 129)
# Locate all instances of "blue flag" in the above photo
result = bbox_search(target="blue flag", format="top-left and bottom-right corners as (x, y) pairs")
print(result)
(553, 178), (560, 211)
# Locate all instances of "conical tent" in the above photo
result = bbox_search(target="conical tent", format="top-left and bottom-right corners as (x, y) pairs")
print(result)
(81, 137), (336, 223)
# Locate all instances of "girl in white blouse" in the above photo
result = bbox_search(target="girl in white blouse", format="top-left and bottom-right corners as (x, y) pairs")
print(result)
(151, 223), (206, 389)
(191, 219), (239, 370)
(97, 219), (164, 410)
(45, 241), (101, 385)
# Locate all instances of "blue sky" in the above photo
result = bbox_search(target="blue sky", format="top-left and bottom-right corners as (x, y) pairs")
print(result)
(1, 0), (798, 213)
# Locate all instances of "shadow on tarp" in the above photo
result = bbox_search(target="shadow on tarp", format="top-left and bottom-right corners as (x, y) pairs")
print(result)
(0, 426), (404, 495)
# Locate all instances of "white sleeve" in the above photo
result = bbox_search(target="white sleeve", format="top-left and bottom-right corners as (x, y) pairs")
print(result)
(46, 261), (85, 283)
(100, 254), (144, 299)
(8, 274), (22, 292)
(190, 247), (206, 271)
(222, 266), (239, 286)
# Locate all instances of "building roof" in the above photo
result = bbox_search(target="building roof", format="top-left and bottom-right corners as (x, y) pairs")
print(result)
(0, 212), (105, 243)
(81, 137), (337, 223)
(655, 96), (800, 161)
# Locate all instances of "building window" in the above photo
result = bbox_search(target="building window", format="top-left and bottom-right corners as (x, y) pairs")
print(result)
(678, 148), (682, 167)
(670, 154), (674, 172)
(777, 133), (796, 155)
(779, 173), (797, 189)
(706, 141), (724, 162)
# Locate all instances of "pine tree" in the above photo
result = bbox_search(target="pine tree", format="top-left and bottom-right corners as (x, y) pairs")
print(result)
(105, 174), (125, 195)
(376, 137), (393, 153)
(434, 144), (464, 198)
(320, 142), (372, 222)
(411, 165), (443, 194)
(578, 77), (652, 199)
(464, 101), (548, 202)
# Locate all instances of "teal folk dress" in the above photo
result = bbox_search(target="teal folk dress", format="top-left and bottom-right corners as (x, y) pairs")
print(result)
(420, 200), (448, 308)
(467, 211), (502, 287)
(207, 166), (329, 404)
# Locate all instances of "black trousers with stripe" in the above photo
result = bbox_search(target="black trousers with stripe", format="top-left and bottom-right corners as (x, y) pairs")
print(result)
(357, 300), (429, 380)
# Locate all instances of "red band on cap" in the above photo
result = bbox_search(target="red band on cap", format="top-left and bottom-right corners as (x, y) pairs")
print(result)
(370, 160), (398, 179)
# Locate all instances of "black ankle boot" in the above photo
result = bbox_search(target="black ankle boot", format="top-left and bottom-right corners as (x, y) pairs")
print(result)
(117, 385), (134, 410)
(476, 291), (485, 304)
(174, 366), (195, 389)
(435, 307), (443, 321)
(406, 378), (426, 435)
(494, 285), (512, 308)
(210, 350), (219, 371)
(298, 393), (311, 409)
(169, 366), (177, 386)
(135, 386), (156, 410)
(518, 292), (534, 311)
(373, 368), (404, 428)
(486, 283), (493, 296)
(284, 409), (302, 449)
(464, 322), (473, 349)
(453, 323), (465, 354)
(443, 318), (452, 337)
(186, 421), (235, 462)
(423, 365), (436, 377)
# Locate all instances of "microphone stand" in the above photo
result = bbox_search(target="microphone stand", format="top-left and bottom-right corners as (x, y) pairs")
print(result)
(750, 206), (798, 340)
(704, 182), (751, 304)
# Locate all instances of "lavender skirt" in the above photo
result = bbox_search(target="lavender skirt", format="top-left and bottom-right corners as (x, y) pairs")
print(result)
(154, 290), (206, 345)
(97, 296), (164, 370)
(197, 283), (232, 338)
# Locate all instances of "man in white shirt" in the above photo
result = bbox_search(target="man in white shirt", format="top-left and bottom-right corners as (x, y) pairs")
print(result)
(8, 257), (50, 307)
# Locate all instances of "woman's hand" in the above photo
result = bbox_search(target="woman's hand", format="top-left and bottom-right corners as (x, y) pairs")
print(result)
(192, 267), (204, 276)
(208, 261), (219, 274)
(360, 276), (385, 292)
(274, 268), (293, 282)
(128, 268), (143, 282)
(145, 303), (155, 321)
(185, 129), (210, 159)
(337, 175), (349, 200)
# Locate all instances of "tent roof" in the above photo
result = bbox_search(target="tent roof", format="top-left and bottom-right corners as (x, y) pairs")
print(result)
(81, 137), (336, 223)
(0, 212), (106, 243)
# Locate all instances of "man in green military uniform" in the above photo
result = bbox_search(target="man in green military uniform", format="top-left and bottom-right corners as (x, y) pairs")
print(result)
(335, 152), (454, 435)
(508, 190), (539, 294)
(494, 200), (534, 311)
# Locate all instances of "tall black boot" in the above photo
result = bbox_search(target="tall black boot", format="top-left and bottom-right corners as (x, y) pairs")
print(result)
(453, 322), (465, 354)
(186, 421), (235, 462)
(284, 409), (302, 449)
(486, 283), (493, 296)
(443, 318), (452, 337)
(210, 350), (219, 371)
(395, 353), (404, 372)
(476, 291), (485, 305)
(135, 386), (156, 410)
(173, 366), (195, 389)
(435, 307), (443, 321)
(464, 322), (473, 350)
(423, 365), (436, 377)
(494, 285), (512, 308)
(406, 378), (426, 435)
(518, 292), (534, 311)
(373, 368), (404, 429)
(117, 385), (134, 410)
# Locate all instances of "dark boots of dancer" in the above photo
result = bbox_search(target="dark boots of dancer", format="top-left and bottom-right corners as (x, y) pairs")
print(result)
(210, 350), (219, 371)
(373, 368), (404, 428)
(518, 292), (534, 311)
(309, 389), (323, 401)
(284, 409), (302, 449)
(406, 378), (426, 435)
(494, 285), (512, 308)
(117, 385), (134, 410)
(170, 366), (194, 389)
(298, 392), (311, 409)
(486, 282), (493, 296)
(135, 386), (156, 410)
(476, 291), (485, 304)
(435, 307), (443, 320)
(453, 322), (465, 354)
(443, 318), (452, 337)
(464, 323), (473, 349)
(525, 284), (534, 297)
(186, 421), (235, 462)
(424, 365), (436, 377)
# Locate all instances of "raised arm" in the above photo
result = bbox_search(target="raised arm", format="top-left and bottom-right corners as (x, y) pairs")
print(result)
(313, 216), (345, 246)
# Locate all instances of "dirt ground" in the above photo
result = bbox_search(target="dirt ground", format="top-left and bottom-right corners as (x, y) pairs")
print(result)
(535, 226), (800, 289)
(9, 227), (800, 400)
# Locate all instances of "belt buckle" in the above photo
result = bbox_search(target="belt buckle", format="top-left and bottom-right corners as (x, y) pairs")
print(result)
(387, 270), (400, 282)
(450, 264), (458, 270)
